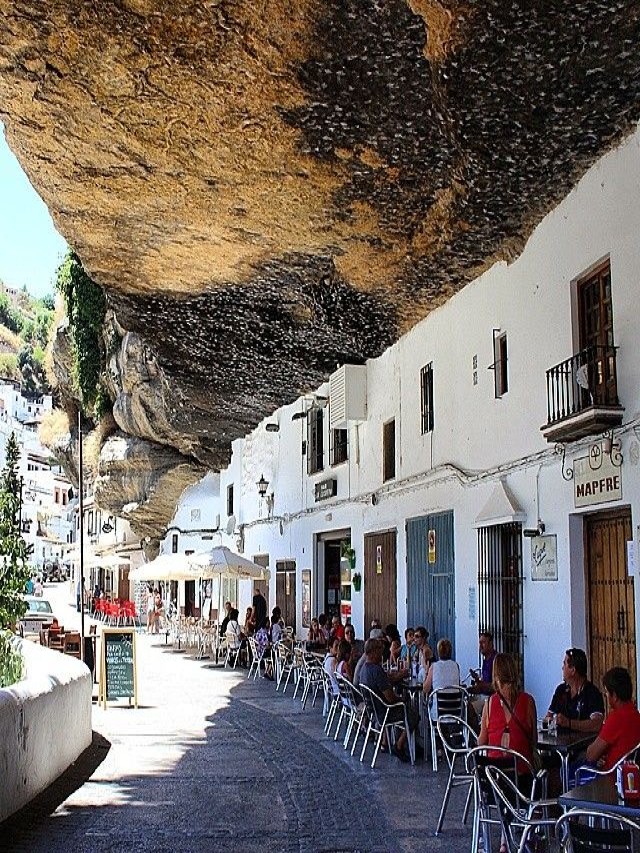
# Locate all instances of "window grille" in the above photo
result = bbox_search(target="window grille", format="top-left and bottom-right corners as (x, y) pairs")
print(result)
(226, 484), (234, 517)
(171, 533), (178, 554)
(330, 428), (348, 465)
(477, 522), (524, 682)
(420, 363), (434, 433)
(307, 408), (324, 474)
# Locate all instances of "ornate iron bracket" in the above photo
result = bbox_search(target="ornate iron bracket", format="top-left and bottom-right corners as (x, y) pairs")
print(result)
(555, 443), (574, 481)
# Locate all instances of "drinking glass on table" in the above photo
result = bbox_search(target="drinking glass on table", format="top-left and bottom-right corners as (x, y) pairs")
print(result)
(548, 713), (557, 734)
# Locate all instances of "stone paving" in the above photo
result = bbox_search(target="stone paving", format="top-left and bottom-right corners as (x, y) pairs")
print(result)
(3, 585), (472, 853)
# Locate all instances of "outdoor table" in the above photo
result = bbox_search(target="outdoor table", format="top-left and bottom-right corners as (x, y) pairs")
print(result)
(537, 727), (596, 792)
(559, 774), (640, 820)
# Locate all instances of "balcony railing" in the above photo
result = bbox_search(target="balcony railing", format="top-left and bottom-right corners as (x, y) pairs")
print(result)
(542, 345), (623, 442)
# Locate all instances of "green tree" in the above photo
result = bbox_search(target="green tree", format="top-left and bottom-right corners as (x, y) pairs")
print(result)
(0, 432), (30, 630)
(55, 250), (106, 411)
(40, 294), (55, 311)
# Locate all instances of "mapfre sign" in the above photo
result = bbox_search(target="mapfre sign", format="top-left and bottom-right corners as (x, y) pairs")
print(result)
(573, 452), (622, 508)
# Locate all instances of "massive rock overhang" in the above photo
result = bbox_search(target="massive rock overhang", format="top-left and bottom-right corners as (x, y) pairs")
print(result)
(1, 0), (639, 476)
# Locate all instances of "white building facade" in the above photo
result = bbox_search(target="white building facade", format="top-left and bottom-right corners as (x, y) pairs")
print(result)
(164, 122), (640, 711)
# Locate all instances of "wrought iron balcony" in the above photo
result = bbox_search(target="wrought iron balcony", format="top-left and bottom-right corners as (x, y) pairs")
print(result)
(541, 345), (624, 443)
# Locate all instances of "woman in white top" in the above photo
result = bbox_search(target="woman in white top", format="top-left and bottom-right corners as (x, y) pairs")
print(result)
(423, 637), (461, 718)
(225, 608), (243, 650)
(323, 637), (340, 696)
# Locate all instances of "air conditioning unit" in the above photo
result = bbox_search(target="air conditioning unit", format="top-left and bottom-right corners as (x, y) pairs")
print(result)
(329, 364), (367, 429)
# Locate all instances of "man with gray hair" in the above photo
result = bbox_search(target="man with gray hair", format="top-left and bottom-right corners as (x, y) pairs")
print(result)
(358, 638), (417, 762)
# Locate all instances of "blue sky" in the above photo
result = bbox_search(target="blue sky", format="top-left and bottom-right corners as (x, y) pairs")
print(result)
(0, 122), (68, 298)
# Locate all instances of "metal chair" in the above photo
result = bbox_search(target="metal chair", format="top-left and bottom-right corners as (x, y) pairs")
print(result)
(359, 683), (416, 767)
(426, 686), (468, 771)
(247, 636), (267, 680)
(575, 742), (640, 788)
(300, 654), (323, 710)
(275, 641), (295, 691)
(435, 713), (477, 835)
(322, 669), (341, 734)
(556, 809), (640, 853)
(485, 764), (558, 853)
(466, 745), (545, 853)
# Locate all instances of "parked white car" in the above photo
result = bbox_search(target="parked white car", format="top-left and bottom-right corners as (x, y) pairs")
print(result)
(19, 596), (54, 637)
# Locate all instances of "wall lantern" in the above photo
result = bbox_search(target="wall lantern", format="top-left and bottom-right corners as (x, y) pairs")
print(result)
(257, 474), (269, 498)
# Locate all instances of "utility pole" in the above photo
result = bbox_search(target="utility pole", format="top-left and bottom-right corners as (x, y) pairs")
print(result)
(78, 410), (85, 662)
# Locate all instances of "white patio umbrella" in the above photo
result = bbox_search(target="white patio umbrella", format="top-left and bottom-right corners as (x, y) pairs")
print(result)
(189, 546), (270, 631)
(128, 552), (200, 582)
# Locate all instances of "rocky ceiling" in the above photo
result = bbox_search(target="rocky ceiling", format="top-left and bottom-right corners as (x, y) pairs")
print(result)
(1, 2), (639, 494)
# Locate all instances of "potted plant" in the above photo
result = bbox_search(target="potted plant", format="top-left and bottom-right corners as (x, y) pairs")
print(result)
(352, 572), (362, 592)
(341, 541), (356, 570)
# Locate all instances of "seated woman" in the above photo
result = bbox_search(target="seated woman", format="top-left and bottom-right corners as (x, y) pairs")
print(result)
(307, 617), (326, 649)
(400, 628), (416, 666)
(335, 639), (353, 681)
(243, 606), (255, 636)
(478, 653), (537, 853)
(323, 637), (341, 696)
(225, 608), (243, 649)
(270, 612), (284, 645)
(422, 637), (461, 716)
(479, 652), (537, 777)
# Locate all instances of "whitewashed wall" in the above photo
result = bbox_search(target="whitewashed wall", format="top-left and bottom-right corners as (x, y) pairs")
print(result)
(171, 122), (640, 711)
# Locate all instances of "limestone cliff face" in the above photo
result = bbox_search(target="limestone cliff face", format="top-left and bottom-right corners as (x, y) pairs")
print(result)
(1, 1), (639, 486)
(94, 431), (206, 554)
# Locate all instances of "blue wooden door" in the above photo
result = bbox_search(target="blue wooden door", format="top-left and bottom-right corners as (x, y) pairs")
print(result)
(406, 511), (455, 655)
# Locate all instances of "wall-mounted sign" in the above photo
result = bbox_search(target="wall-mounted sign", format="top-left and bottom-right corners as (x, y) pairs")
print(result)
(531, 534), (558, 581)
(315, 478), (338, 502)
(428, 529), (436, 564)
(574, 453), (622, 507)
(376, 544), (383, 574)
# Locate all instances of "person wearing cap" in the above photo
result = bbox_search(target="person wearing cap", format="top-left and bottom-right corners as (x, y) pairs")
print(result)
(545, 647), (604, 733)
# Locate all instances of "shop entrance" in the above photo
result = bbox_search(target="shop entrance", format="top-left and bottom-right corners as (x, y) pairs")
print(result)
(585, 508), (635, 692)
(316, 530), (352, 623)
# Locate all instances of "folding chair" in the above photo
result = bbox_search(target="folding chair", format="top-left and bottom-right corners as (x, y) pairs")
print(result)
(359, 683), (415, 768)
(426, 686), (468, 771)
(435, 713), (477, 835)
(556, 809), (640, 853)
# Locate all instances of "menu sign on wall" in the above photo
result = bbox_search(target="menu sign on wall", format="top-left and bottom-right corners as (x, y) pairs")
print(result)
(574, 453), (622, 508)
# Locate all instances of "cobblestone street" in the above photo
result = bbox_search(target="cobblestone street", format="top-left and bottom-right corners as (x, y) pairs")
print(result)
(4, 587), (472, 853)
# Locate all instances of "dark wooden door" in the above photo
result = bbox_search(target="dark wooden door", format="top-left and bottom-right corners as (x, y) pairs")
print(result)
(252, 554), (270, 611)
(276, 560), (296, 634)
(364, 530), (397, 631)
(586, 509), (635, 693)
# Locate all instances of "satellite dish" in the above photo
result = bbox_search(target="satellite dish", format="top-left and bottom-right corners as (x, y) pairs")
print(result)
(225, 514), (236, 536)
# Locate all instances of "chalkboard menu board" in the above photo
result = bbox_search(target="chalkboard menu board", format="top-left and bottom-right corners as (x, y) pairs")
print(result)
(99, 627), (138, 708)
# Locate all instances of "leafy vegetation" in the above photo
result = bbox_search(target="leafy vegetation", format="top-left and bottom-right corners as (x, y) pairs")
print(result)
(55, 250), (107, 416)
(0, 283), (55, 394)
(0, 632), (23, 688)
(0, 432), (30, 633)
